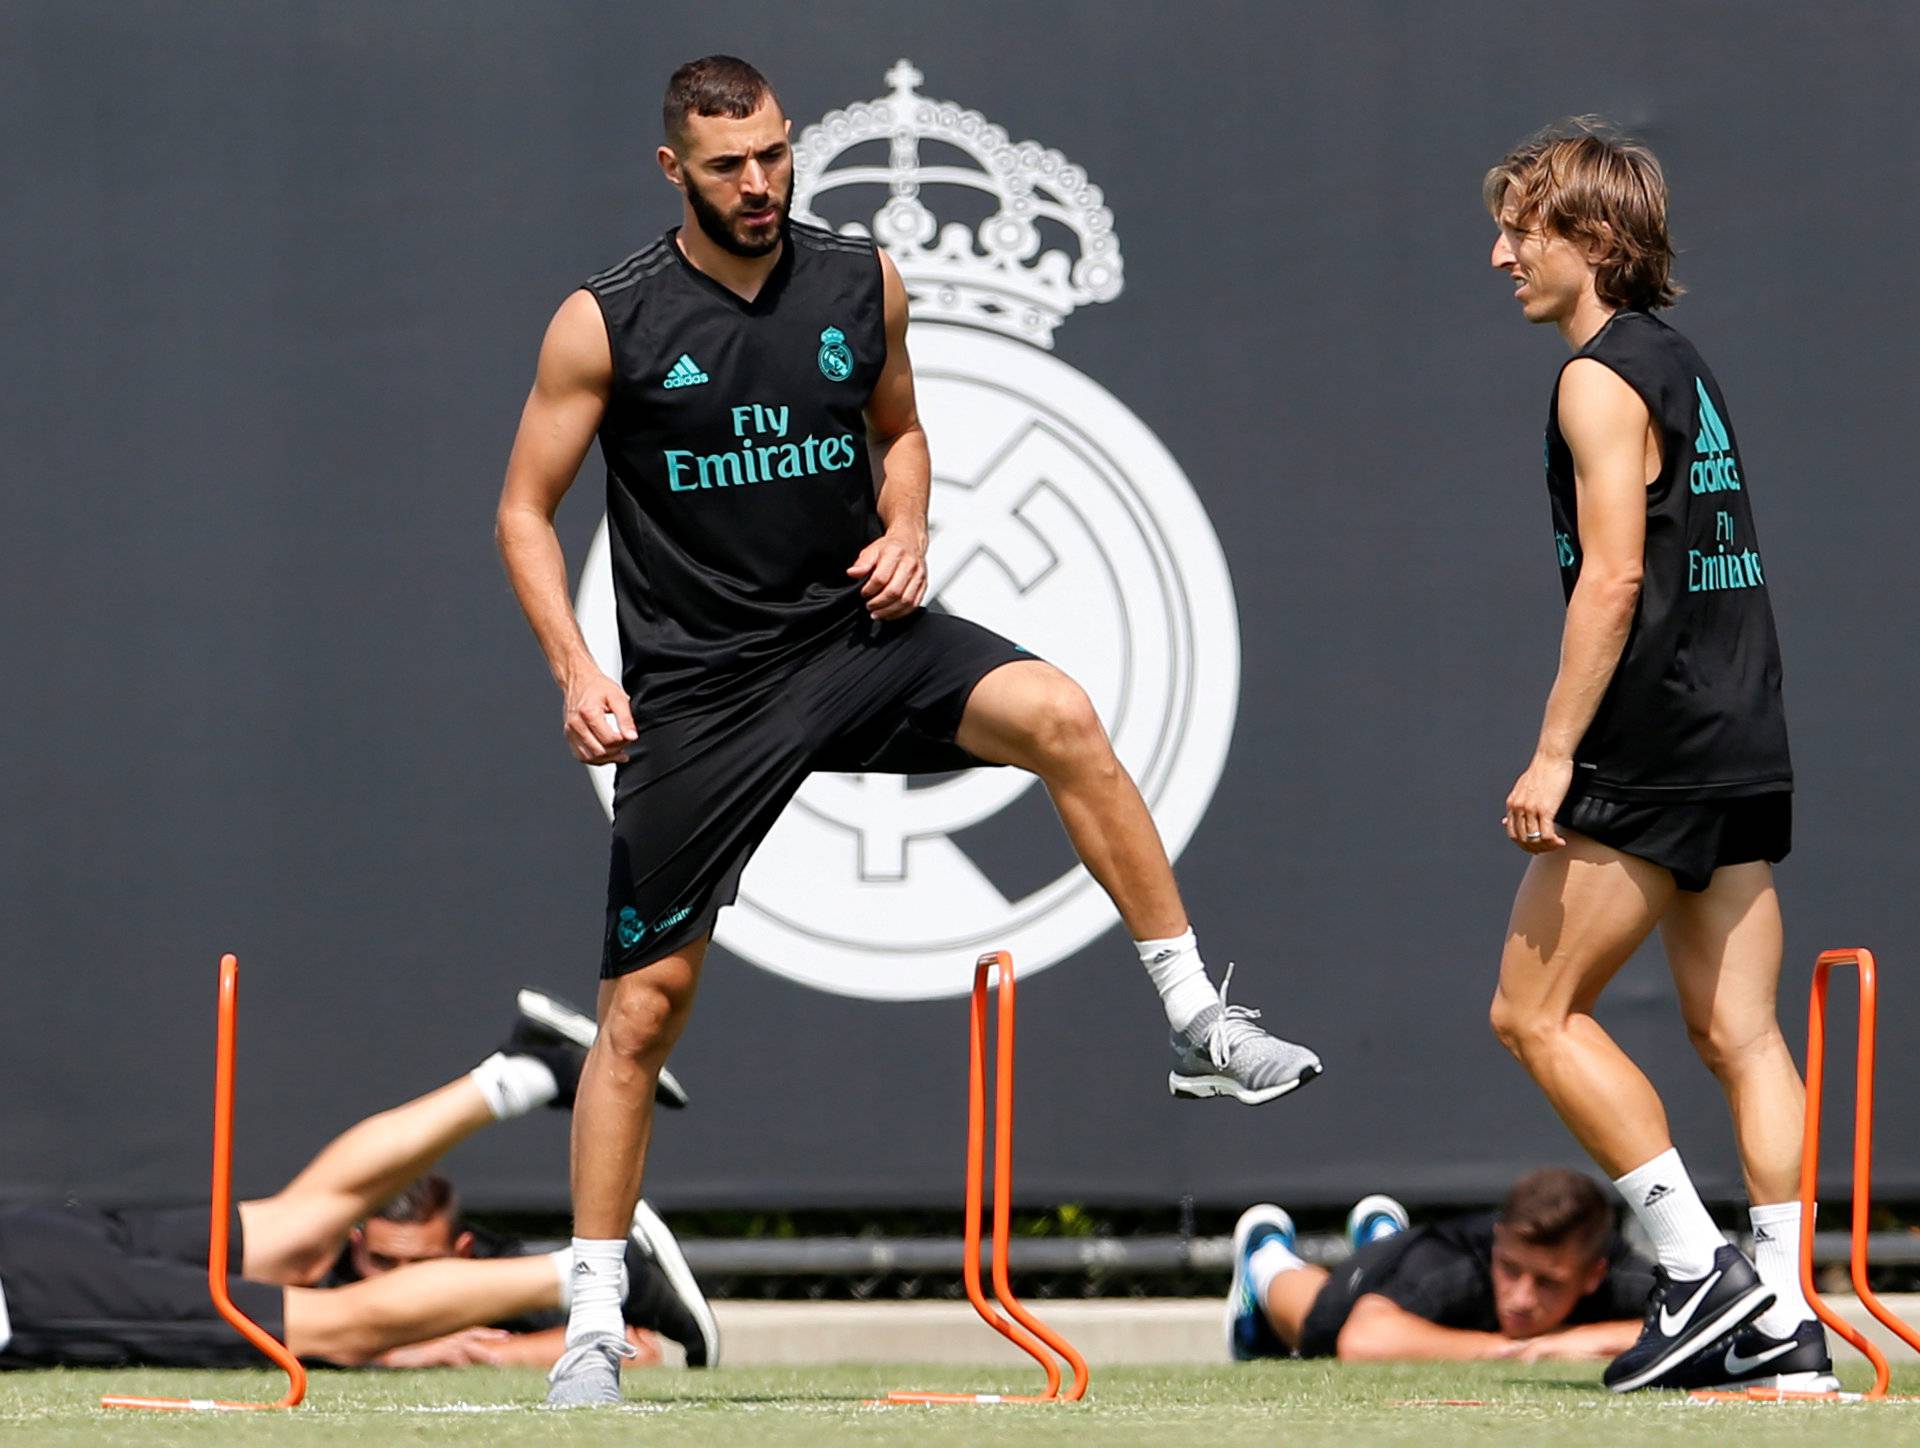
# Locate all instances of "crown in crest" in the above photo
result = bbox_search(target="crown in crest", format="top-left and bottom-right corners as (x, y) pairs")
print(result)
(791, 61), (1122, 348)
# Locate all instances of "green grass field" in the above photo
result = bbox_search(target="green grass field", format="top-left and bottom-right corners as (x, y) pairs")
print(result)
(6, 1362), (1918, 1447)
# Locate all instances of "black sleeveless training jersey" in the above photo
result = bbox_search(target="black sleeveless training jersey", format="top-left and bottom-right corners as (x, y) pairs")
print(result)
(1545, 310), (1791, 800)
(585, 221), (886, 715)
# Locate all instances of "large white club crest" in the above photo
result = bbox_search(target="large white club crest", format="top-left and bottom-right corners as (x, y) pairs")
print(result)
(576, 62), (1241, 1000)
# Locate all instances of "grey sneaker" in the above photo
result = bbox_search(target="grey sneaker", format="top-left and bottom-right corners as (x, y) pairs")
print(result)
(1169, 965), (1322, 1103)
(545, 1332), (635, 1407)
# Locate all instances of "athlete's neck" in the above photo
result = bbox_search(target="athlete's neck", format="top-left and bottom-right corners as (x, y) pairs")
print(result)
(674, 222), (783, 304)
(1559, 290), (1617, 350)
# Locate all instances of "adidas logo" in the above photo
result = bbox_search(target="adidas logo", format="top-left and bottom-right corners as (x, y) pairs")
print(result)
(1643, 1183), (1673, 1207)
(1752, 1225), (1774, 1244)
(663, 353), (709, 389)
(573, 1259), (595, 1275)
(1689, 377), (1741, 493)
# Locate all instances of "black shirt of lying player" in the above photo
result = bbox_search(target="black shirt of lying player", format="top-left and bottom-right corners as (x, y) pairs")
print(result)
(1296, 1212), (1657, 1358)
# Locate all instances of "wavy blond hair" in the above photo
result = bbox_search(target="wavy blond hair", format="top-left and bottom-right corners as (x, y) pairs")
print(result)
(1484, 120), (1681, 311)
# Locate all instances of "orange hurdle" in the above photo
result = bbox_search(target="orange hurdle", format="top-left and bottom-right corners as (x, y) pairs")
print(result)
(878, 951), (1090, 1406)
(1695, 947), (1920, 1403)
(102, 954), (307, 1412)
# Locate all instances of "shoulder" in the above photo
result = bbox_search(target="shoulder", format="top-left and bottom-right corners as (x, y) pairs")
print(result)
(586, 236), (677, 299)
(787, 217), (878, 263)
(1558, 355), (1652, 435)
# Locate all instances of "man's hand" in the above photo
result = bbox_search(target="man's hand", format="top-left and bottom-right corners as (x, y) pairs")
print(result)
(846, 528), (928, 620)
(1504, 753), (1573, 853)
(374, 1326), (513, 1368)
(564, 666), (637, 765)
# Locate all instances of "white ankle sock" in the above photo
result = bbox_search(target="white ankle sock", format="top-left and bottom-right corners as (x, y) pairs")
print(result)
(564, 1237), (627, 1345)
(1614, 1148), (1724, 1279)
(1749, 1200), (1815, 1334)
(1248, 1238), (1306, 1301)
(1137, 929), (1216, 1031)
(548, 1247), (576, 1309)
(469, 1051), (558, 1120)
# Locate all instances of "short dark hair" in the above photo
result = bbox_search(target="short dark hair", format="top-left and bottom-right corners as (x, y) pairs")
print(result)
(1498, 1168), (1614, 1260)
(1483, 118), (1681, 311)
(664, 55), (777, 149)
(371, 1173), (457, 1226)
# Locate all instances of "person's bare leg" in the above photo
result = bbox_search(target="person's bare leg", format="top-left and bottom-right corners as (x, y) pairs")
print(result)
(956, 661), (1185, 939)
(282, 1254), (558, 1364)
(1661, 862), (1802, 1204)
(959, 659), (1320, 1099)
(239, 1077), (497, 1284)
(1488, 832), (1676, 1174)
(1664, 861), (1815, 1338)
(1264, 1265), (1332, 1351)
(572, 942), (706, 1239)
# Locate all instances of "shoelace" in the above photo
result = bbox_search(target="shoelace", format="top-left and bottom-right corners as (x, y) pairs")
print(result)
(1203, 962), (1268, 1070)
(549, 1333), (639, 1381)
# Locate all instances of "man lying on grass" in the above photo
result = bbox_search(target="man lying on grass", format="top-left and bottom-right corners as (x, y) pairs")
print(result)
(1229, 1169), (1657, 1363)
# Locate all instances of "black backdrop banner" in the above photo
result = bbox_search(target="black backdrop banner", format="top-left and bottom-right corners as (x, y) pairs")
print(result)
(6, 2), (1917, 1213)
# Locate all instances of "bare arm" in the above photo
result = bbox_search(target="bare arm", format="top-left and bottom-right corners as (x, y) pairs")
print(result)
(494, 289), (636, 765)
(1335, 1294), (1520, 1362)
(845, 250), (930, 620)
(1504, 358), (1653, 851)
(1507, 1318), (1643, 1362)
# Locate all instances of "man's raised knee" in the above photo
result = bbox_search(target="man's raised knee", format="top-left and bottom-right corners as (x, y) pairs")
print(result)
(1024, 679), (1110, 772)
(601, 980), (680, 1063)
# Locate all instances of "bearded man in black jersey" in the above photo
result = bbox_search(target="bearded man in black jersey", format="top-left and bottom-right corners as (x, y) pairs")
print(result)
(1482, 123), (1829, 1394)
(494, 55), (1321, 1407)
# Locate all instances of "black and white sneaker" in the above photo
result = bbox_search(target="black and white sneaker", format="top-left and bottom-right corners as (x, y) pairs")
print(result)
(1602, 1245), (1775, 1393)
(1656, 1318), (1838, 1394)
(623, 1200), (719, 1368)
(516, 987), (690, 1109)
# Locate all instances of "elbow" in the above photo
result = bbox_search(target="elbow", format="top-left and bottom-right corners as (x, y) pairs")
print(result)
(1579, 569), (1642, 609)
(1334, 1320), (1393, 1362)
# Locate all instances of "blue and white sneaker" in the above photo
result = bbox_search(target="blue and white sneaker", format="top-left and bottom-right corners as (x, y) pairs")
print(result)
(1227, 1203), (1296, 1361)
(1346, 1194), (1410, 1251)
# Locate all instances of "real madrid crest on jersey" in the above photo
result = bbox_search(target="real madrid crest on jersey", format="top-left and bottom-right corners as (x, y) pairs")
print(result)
(576, 61), (1242, 1000)
(817, 326), (853, 381)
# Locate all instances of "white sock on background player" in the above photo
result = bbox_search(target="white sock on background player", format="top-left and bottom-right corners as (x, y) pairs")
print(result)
(1137, 928), (1217, 1030)
(1614, 1148), (1724, 1279)
(1749, 1200), (1816, 1334)
(549, 1247), (576, 1308)
(565, 1237), (627, 1345)
(469, 1051), (559, 1120)
(1247, 1237), (1308, 1302)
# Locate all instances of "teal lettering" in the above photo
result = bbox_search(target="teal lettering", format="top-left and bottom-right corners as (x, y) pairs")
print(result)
(800, 436), (822, 471)
(756, 444), (780, 480)
(738, 440), (761, 484)
(731, 405), (756, 436)
(697, 451), (744, 488)
(666, 450), (698, 491)
(775, 443), (804, 478)
(1689, 456), (1742, 494)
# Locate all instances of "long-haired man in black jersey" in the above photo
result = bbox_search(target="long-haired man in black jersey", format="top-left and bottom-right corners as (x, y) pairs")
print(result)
(1482, 123), (1829, 1394)
(494, 56), (1322, 1406)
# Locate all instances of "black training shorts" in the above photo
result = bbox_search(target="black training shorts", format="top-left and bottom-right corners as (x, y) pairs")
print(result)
(1557, 788), (1792, 893)
(0, 1201), (286, 1368)
(601, 608), (1033, 977)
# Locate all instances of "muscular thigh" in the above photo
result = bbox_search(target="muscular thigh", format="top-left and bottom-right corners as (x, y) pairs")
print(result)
(1660, 861), (1783, 1044)
(1498, 831), (1677, 1016)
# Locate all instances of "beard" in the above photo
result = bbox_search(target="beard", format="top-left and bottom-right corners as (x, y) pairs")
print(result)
(686, 176), (789, 258)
